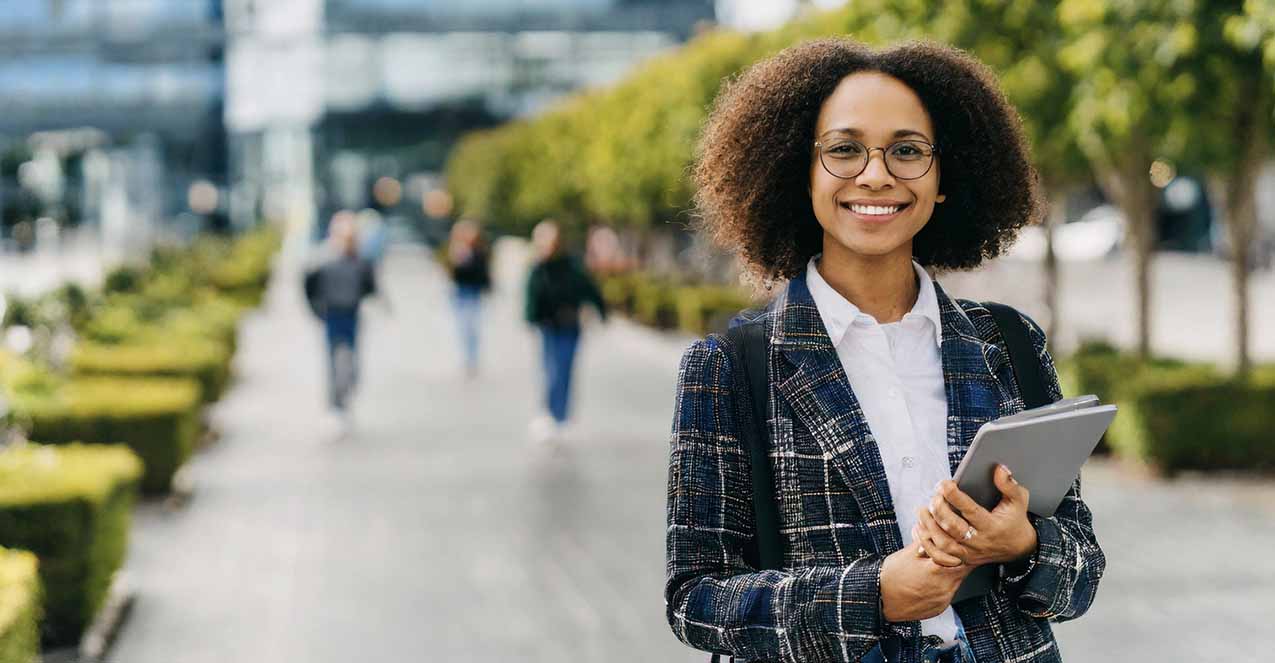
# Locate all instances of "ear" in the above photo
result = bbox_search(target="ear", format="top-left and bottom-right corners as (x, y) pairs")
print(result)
(936, 193), (946, 203)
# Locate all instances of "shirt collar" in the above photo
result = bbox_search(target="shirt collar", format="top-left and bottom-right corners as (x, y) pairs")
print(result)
(805, 255), (943, 348)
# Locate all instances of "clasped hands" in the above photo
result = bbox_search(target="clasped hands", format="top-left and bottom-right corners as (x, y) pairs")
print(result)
(879, 464), (1038, 622)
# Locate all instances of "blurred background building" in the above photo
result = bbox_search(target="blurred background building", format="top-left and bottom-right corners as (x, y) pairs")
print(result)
(0, 0), (716, 262)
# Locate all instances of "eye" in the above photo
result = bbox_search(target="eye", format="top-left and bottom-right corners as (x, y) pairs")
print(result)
(825, 141), (864, 157)
(890, 142), (928, 160)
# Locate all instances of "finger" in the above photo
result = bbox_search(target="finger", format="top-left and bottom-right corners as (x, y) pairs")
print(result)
(936, 480), (992, 531)
(994, 464), (1031, 508)
(917, 507), (965, 567)
(929, 493), (974, 541)
(907, 536), (930, 559)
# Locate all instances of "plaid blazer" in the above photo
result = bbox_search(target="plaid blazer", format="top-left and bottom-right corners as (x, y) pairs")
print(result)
(665, 274), (1105, 663)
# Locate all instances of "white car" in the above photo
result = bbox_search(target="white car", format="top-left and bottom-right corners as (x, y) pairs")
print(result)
(1006, 204), (1125, 262)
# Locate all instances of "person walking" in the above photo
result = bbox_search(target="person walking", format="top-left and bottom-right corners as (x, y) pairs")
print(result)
(447, 218), (491, 376)
(304, 216), (379, 433)
(666, 39), (1104, 663)
(524, 219), (607, 444)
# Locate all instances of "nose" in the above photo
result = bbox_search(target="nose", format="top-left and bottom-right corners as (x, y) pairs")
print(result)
(856, 148), (894, 189)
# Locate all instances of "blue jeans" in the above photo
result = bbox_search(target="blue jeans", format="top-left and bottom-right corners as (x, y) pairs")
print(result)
(540, 327), (580, 423)
(860, 625), (977, 663)
(453, 285), (482, 371)
(324, 311), (360, 410)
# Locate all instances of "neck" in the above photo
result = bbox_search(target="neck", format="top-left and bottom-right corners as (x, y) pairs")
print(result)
(816, 238), (919, 324)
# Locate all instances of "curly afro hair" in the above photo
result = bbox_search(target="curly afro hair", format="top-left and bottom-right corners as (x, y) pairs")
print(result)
(693, 38), (1043, 281)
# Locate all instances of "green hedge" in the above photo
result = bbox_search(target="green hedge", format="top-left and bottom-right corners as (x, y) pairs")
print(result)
(0, 547), (40, 663)
(1061, 342), (1274, 473)
(12, 378), (202, 495)
(0, 444), (141, 647)
(675, 285), (758, 336)
(601, 273), (758, 335)
(71, 339), (231, 404)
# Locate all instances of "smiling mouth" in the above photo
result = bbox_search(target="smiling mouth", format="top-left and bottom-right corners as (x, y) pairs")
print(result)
(839, 201), (912, 217)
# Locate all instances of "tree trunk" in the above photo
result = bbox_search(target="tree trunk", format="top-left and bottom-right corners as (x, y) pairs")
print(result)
(1096, 148), (1158, 360)
(1042, 190), (1065, 341)
(1222, 83), (1267, 379)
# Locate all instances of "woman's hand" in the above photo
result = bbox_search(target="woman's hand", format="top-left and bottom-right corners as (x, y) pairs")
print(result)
(879, 542), (975, 622)
(912, 464), (1038, 568)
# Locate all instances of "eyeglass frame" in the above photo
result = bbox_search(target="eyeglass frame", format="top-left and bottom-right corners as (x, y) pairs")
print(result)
(812, 137), (941, 181)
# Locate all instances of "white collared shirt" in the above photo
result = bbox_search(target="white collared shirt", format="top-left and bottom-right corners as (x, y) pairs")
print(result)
(805, 256), (961, 642)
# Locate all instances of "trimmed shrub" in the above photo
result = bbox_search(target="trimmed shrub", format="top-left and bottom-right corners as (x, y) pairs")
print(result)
(13, 378), (202, 494)
(631, 279), (678, 329)
(599, 273), (642, 316)
(1060, 342), (1275, 473)
(674, 285), (757, 336)
(0, 547), (40, 663)
(1059, 341), (1207, 454)
(1108, 370), (1275, 473)
(71, 339), (230, 403)
(0, 444), (141, 646)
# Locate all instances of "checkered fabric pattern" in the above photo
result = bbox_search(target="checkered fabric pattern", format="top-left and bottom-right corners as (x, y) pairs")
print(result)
(665, 274), (1105, 663)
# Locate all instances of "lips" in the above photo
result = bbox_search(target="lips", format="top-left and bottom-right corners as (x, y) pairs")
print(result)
(839, 200), (912, 220)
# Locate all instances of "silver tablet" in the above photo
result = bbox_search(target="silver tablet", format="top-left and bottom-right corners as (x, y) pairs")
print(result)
(992, 395), (1100, 425)
(950, 401), (1116, 604)
(953, 403), (1116, 517)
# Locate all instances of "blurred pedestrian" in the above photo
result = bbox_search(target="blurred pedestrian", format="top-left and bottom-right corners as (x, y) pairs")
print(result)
(447, 218), (491, 376)
(304, 215), (378, 433)
(666, 39), (1104, 663)
(524, 219), (606, 445)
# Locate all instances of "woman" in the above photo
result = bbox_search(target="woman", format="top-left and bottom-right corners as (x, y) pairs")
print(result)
(448, 218), (491, 376)
(665, 40), (1104, 663)
(524, 219), (607, 442)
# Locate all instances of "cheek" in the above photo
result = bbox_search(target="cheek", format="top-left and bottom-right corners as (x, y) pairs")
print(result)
(808, 167), (840, 210)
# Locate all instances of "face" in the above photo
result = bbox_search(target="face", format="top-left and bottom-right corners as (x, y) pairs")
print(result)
(808, 71), (944, 263)
(532, 221), (561, 258)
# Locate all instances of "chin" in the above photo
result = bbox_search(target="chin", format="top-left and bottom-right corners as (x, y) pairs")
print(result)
(830, 234), (910, 260)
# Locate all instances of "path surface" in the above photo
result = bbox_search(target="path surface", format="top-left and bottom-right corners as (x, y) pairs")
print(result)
(106, 242), (1274, 662)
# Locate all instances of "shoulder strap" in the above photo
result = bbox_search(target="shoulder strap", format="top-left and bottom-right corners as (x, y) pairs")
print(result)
(722, 321), (783, 572)
(983, 302), (1051, 409)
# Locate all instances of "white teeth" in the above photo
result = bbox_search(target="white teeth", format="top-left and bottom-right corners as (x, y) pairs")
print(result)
(848, 203), (904, 216)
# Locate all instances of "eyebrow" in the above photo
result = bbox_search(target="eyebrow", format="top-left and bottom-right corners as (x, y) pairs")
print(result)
(822, 128), (932, 141)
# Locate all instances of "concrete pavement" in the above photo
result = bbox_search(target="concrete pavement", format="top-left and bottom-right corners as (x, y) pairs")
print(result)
(105, 242), (1274, 662)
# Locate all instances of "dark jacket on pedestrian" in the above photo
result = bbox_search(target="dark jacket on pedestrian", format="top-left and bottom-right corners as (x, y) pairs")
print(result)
(524, 254), (607, 329)
(304, 254), (377, 318)
(666, 273), (1104, 663)
(451, 246), (492, 291)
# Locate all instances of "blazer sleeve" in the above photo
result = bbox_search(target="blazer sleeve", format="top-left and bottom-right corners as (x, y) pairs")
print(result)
(1000, 313), (1107, 622)
(665, 337), (886, 663)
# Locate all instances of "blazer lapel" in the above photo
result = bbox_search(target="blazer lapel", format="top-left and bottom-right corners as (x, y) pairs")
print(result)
(772, 276), (903, 555)
(933, 282), (1019, 476)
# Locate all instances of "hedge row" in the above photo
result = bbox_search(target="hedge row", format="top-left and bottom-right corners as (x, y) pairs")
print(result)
(13, 377), (202, 495)
(71, 341), (229, 405)
(0, 444), (141, 647)
(1, 228), (279, 495)
(599, 272), (760, 336)
(1059, 342), (1275, 474)
(0, 547), (39, 663)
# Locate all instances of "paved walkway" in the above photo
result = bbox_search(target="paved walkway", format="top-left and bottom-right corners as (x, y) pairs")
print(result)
(106, 242), (1275, 663)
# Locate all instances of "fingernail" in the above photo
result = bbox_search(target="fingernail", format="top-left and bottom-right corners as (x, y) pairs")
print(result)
(928, 504), (936, 516)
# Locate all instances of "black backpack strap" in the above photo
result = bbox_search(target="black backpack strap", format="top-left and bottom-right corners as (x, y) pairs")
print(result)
(722, 321), (783, 572)
(984, 302), (1052, 409)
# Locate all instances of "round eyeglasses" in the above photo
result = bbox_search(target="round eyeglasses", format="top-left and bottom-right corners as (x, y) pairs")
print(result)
(814, 138), (940, 181)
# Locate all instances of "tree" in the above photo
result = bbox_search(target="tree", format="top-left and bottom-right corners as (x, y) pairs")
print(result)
(1210, 1), (1275, 377)
(1055, 0), (1204, 359)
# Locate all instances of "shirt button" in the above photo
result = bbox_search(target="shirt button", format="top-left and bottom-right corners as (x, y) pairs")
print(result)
(902, 456), (916, 469)
(887, 387), (900, 399)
